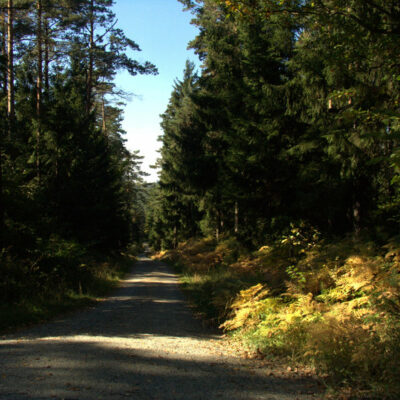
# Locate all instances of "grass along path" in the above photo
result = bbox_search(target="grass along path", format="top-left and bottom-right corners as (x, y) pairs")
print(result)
(0, 255), (133, 334)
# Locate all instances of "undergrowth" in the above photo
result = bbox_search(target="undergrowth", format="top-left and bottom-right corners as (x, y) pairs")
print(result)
(154, 231), (400, 399)
(0, 239), (136, 333)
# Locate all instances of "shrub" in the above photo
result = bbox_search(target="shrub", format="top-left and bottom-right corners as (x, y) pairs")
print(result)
(157, 234), (400, 398)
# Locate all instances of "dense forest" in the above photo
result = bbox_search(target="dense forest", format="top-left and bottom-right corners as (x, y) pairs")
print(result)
(2, 0), (400, 396)
(147, 0), (400, 248)
(0, 0), (155, 311)
(147, 1), (400, 397)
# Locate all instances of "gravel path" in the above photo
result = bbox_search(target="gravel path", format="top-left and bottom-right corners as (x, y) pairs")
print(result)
(0, 256), (323, 400)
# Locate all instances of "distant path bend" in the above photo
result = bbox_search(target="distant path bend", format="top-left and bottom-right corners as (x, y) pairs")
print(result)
(0, 256), (321, 400)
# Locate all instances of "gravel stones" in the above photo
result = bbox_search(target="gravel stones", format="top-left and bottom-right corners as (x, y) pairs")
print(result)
(0, 256), (322, 400)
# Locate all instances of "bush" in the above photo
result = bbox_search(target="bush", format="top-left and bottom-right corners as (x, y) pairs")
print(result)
(0, 236), (134, 332)
(160, 234), (400, 398)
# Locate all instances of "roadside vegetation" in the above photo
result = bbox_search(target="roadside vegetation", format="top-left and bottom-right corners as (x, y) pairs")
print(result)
(0, 1), (153, 332)
(154, 233), (400, 399)
(147, 2), (400, 397)
(0, 245), (139, 333)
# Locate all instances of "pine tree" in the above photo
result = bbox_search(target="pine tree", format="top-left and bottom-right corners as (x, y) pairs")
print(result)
(156, 61), (204, 247)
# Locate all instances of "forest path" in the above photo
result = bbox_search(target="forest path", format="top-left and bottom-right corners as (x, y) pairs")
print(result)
(0, 256), (322, 400)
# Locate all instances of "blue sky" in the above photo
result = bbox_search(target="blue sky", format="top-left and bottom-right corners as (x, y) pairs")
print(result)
(112, 0), (200, 182)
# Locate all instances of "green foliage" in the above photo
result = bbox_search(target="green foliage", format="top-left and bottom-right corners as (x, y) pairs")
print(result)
(146, 1), (400, 397)
(0, 251), (134, 332)
(158, 234), (400, 398)
(155, 237), (262, 322)
(147, 0), (400, 250)
(229, 238), (400, 397)
(0, 0), (154, 322)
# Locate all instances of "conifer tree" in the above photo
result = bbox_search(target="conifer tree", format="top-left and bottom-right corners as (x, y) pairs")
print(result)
(156, 61), (204, 246)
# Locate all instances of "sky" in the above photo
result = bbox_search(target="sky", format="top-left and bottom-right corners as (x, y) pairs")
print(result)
(112, 0), (200, 182)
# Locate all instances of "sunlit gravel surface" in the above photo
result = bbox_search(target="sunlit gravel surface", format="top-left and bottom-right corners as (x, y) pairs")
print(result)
(0, 256), (323, 399)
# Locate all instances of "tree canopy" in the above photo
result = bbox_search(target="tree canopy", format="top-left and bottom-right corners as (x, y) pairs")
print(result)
(0, 0), (156, 303)
(147, 0), (400, 249)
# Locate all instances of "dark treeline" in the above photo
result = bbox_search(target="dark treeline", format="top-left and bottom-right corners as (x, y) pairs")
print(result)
(147, 0), (400, 250)
(0, 0), (156, 305)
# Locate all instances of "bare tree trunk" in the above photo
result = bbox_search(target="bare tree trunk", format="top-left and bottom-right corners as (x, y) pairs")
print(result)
(7, 0), (14, 135)
(0, 10), (7, 243)
(1, 11), (7, 96)
(216, 209), (220, 242)
(385, 128), (395, 197)
(36, 0), (43, 180)
(173, 225), (177, 249)
(351, 173), (366, 237)
(86, 0), (94, 114)
(353, 198), (361, 237)
(101, 95), (107, 135)
(0, 145), (3, 245)
(44, 15), (49, 95)
(234, 201), (239, 234)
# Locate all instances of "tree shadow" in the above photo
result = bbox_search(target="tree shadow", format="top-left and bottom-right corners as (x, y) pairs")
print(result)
(0, 340), (321, 400)
(12, 258), (213, 340)
(0, 257), (323, 399)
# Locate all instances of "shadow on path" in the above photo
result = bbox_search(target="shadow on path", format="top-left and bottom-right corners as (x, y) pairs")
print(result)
(12, 257), (210, 340)
(0, 256), (322, 400)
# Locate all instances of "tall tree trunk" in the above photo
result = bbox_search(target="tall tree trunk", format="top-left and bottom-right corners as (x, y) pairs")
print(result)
(36, 0), (43, 180)
(0, 11), (6, 245)
(173, 224), (177, 249)
(352, 197), (361, 237)
(234, 201), (239, 234)
(0, 145), (3, 246)
(86, 0), (94, 114)
(351, 176), (364, 237)
(1, 10), (7, 96)
(216, 209), (220, 242)
(101, 95), (107, 135)
(385, 130), (395, 198)
(44, 15), (49, 95)
(7, 0), (14, 136)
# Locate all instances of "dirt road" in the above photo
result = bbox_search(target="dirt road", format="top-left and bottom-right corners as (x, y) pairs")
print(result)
(0, 256), (322, 399)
